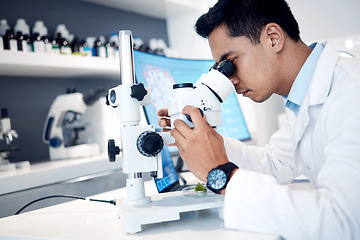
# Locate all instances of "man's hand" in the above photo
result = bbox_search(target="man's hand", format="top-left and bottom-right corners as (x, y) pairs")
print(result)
(157, 108), (171, 130)
(170, 105), (229, 182)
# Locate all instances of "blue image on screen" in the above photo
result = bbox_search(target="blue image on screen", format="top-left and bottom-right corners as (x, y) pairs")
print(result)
(154, 146), (179, 193)
(133, 50), (251, 152)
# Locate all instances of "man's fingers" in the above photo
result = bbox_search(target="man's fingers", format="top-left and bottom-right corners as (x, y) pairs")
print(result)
(182, 105), (223, 142)
(181, 106), (206, 130)
(171, 125), (186, 147)
(205, 120), (223, 142)
(158, 117), (171, 128)
(157, 108), (169, 117)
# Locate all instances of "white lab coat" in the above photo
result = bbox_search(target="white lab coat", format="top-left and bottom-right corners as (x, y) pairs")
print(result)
(223, 42), (360, 240)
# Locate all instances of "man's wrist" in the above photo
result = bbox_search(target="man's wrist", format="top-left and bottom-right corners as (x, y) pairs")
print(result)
(219, 168), (239, 195)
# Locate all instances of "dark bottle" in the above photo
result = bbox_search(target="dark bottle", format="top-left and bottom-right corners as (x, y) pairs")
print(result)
(4, 29), (17, 51)
(55, 32), (62, 48)
(71, 37), (80, 54)
(16, 31), (24, 51)
(93, 38), (106, 58)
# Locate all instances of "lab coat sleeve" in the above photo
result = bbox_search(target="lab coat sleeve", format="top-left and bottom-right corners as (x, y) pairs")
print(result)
(223, 77), (360, 239)
(223, 112), (301, 184)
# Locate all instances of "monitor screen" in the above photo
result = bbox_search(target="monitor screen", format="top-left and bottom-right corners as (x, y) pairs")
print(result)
(154, 146), (179, 193)
(133, 50), (251, 149)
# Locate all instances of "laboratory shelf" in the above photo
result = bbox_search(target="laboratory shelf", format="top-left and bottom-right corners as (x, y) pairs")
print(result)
(80, 0), (207, 19)
(0, 50), (120, 79)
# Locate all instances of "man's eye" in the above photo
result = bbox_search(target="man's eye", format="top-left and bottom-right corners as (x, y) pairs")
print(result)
(229, 58), (236, 63)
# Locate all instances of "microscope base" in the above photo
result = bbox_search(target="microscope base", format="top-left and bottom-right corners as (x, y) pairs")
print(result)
(0, 161), (30, 172)
(117, 191), (224, 234)
(0, 163), (16, 172)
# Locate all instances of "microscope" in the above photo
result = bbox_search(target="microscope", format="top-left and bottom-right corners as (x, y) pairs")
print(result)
(43, 89), (107, 160)
(168, 60), (235, 128)
(0, 108), (28, 172)
(106, 30), (235, 234)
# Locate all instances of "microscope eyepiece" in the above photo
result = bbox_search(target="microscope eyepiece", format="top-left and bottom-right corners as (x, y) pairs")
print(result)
(215, 60), (235, 78)
(210, 62), (218, 70)
(173, 83), (193, 89)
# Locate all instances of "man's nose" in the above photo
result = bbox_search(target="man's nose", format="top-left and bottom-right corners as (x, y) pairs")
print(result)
(229, 76), (237, 84)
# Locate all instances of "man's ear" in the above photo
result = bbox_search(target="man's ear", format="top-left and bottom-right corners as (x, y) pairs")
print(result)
(263, 23), (284, 53)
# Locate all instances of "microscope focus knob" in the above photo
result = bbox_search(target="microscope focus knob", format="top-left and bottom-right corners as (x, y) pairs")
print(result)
(130, 83), (147, 101)
(49, 137), (62, 148)
(108, 139), (120, 162)
(137, 131), (164, 157)
(185, 107), (204, 123)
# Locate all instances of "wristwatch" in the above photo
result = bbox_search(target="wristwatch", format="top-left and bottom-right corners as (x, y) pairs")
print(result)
(206, 162), (239, 194)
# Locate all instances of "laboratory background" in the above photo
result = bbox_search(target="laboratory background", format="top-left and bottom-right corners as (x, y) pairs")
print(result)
(0, 0), (360, 238)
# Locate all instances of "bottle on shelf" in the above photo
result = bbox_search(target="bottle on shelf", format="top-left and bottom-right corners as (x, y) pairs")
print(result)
(0, 19), (10, 51)
(4, 30), (17, 51)
(93, 36), (106, 58)
(0, 19), (10, 36)
(51, 32), (62, 54)
(107, 33), (119, 59)
(60, 37), (72, 55)
(32, 32), (45, 53)
(32, 20), (48, 53)
(14, 19), (31, 52)
(43, 35), (53, 53)
(71, 36), (81, 55)
(80, 39), (92, 57)
(15, 31), (28, 52)
(86, 37), (96, 57)
(54, 24), (70, 42)
(105, 41), (113, 58)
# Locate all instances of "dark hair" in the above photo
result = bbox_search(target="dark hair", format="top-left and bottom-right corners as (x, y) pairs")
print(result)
(195, 0), (300, 44)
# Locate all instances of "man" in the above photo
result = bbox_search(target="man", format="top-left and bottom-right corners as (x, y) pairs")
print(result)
(158, 0), (360, 239)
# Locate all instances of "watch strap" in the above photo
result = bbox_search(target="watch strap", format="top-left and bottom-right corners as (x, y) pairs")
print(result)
(219, 162), (239, 177)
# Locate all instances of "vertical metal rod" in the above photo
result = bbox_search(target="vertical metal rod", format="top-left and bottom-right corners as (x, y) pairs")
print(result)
(118, 30), (135, 85)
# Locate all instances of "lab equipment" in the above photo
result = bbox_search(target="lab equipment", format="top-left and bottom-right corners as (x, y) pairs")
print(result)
(168, 60), (235, 129)
(42, 89), (117, 160)
(133, 50), (251, 156)
(0, 108), (27, 172)
(0, 108), (17, 145)
(105, 30), (225, 234)
(106, 30), (168, 205)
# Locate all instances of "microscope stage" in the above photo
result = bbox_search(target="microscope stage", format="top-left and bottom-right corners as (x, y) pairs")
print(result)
(116, 190), (224, 234)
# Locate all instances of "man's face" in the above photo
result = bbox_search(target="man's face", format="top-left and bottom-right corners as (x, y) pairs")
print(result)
(208, 24), (280, 103)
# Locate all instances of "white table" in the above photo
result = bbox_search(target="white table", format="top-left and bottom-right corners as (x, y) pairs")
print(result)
(0, 173), (281, 240)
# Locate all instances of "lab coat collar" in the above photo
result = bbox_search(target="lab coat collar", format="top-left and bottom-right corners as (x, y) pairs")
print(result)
(292, 42), (339, 148)
(306, 42), (339, 106)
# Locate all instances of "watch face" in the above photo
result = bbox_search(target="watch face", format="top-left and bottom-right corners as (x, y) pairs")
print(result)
(208, 169), (227, 190)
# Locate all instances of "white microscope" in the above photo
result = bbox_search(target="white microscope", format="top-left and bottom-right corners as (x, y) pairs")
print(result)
(0, 108), (29, 172)
(168, 60), (235, 128)
(43, 89), (109, 160)
(106, 30), (235, 234)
